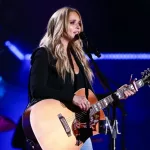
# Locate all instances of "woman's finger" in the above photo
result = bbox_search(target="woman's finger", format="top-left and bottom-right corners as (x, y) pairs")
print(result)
(81, 101), (87, 111)
(124, 91), (130, 98)
(132, 80), (138, 92)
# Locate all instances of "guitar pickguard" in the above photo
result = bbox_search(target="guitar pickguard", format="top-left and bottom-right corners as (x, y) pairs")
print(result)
(72, 112), (100, 145)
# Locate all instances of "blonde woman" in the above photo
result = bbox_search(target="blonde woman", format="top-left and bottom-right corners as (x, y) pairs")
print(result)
(23, 7), (137, 150)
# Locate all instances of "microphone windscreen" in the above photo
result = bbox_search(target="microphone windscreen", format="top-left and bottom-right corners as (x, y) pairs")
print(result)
(74, 32), (87, 41)
(79, 32), (87, 40)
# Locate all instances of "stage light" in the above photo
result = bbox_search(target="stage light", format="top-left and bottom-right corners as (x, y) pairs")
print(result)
(4, 41), (150, 61)
(88, 53), (150, 60)
(5, 41), (24, 60)
(24, 53), (150, 60)
(24, 54), (31, 60)
(24, 53), (150, 61)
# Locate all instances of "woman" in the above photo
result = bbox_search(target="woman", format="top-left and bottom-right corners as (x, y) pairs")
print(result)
(23, 7), (137, 150)
(29, 7), (92, 111)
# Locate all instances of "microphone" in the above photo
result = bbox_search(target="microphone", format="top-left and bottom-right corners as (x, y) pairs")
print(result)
(75, 32), (101, 58)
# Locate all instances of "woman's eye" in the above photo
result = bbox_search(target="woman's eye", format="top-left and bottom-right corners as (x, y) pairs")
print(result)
(70, 21), (75, 24)
(70, 21), (81, 26)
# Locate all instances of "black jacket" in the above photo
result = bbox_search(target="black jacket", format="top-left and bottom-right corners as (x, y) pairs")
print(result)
(28, 47), (93, 105)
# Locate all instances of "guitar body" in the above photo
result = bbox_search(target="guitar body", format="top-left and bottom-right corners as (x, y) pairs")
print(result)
(22, 89), (105, 150)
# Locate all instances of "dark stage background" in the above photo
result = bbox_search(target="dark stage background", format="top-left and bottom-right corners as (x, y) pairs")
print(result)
(0, 0), (150, 150)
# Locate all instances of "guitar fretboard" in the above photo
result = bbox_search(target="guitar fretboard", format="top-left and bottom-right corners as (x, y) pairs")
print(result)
(90, 79), (144, 117)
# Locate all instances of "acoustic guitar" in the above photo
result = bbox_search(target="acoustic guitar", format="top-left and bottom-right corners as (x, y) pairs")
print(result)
(22, 69), (150, 150)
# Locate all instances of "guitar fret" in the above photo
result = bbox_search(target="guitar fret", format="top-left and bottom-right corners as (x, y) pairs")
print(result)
(97, 102), (102, 109)
(103, 100), (107, 108)
(90, 108), (93, 116)
(92, 108), (95, 115)
(106, 96), (111, 104)
(92, 105), (97, 114)
(136, 79), (144, 88)
(103, 99), (108, 106)
(108, 95), (113, 103)
(104, 97), (109, 104)
(107, 96), (111, 103)
(93, 104), (99, 112)
(100, 100), (105, 109)
(90, 95), (114, 117)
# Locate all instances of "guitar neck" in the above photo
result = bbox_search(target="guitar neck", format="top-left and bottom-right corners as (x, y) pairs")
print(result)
(90, 79), (144, 117)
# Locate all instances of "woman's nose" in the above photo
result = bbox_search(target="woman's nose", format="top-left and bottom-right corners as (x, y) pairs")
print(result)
(75, 23), (80, 29)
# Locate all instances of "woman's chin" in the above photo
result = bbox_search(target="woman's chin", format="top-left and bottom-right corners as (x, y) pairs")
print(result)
(68, 36), (75, 42)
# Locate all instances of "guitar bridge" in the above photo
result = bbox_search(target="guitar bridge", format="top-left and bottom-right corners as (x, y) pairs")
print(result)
(58, 113), (72, 137)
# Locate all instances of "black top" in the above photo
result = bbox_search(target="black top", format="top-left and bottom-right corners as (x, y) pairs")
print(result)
(28, 47), (93, 106)
(74, 71), (89, 91)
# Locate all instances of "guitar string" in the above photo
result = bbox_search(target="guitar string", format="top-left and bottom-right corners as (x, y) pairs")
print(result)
(65, 82), (141, 122)
(65, 96), (111, 122)
(65, 106), (102, 122)
(65, 95), (114, 122)
(66, 94), (122, 122)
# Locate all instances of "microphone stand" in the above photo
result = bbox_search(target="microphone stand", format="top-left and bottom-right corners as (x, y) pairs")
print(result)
(82, 38), (127, 150)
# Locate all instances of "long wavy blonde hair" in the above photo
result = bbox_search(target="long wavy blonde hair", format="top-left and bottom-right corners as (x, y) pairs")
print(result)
(39, 7), (94, 83)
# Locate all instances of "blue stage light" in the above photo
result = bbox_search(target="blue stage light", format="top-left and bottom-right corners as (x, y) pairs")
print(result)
(24, 53), (150, 61)
(24, 54), (31, 60)
(88, 53), (150, 60)
(5, 41), (24, 60)
(5, 41), (150, 61)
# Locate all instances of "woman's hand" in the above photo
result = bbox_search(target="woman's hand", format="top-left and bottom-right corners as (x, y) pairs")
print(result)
(118, 80), (138, 99)
(72, 95), (90, 111)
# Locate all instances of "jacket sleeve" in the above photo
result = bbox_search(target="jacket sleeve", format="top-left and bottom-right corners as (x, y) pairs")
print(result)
(29, 48), (74, 103)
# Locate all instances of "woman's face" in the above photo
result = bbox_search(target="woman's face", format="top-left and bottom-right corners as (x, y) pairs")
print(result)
(66, 11), (81, 40)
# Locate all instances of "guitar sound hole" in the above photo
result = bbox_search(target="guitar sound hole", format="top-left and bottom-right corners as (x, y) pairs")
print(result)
(75, 112), (89, 123)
